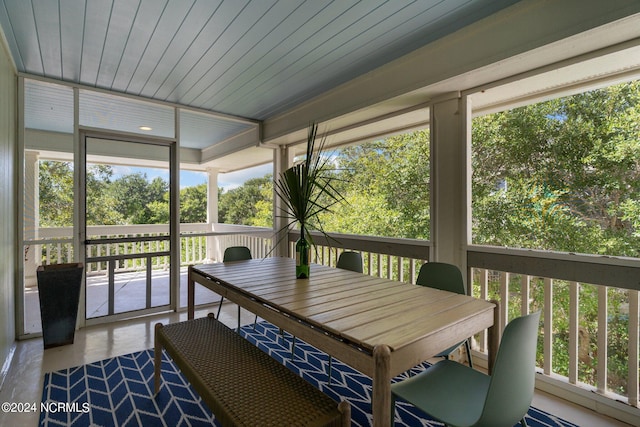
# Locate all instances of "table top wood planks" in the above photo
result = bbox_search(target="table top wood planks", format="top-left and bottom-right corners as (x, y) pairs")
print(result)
(187, 256), (497, 427)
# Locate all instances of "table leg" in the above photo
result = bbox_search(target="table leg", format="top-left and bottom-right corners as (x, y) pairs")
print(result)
(372, 344), (392, 427)
(488, 299), (500, 374)
(188, 266), (195, 320)
(154, 323), (162, 394)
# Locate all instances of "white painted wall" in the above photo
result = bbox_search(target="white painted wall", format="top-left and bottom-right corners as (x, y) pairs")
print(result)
(0, 35), (16, 387)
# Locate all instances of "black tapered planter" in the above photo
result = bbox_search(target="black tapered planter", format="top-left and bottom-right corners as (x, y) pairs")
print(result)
(36, 263), (83, 349)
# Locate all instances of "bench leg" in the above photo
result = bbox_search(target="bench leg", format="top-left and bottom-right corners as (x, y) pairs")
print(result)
(154, 323), (163, 395)
(339, 400), (351, 427)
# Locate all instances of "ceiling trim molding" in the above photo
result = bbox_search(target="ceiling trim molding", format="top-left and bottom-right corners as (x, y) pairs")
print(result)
(200, 125), (261, 163)
(282, 100), (432, 151)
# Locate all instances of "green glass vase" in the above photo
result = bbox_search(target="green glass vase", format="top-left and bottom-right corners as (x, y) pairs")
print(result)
(295, 230), (310, 279)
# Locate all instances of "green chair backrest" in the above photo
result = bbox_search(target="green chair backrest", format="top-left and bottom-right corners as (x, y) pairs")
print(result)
(416, 262), (466, 295)
(477, 311), (541, 427)
(336, 251), (363, 273)
(223, 246), (252, 262)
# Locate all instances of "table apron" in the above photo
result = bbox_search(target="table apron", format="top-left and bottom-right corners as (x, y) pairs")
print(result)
(389, 308), (495, 377)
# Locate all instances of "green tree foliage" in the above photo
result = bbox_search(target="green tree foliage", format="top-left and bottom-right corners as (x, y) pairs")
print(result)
(86, 164), (125, 225)
(39, 161), (74, 227)
(218, 176), (273, 226)
(472, 81), (640, 257)
(104, 173), (168, 224)
(39, 164), (208, 225)
(320, 130), (430, 239)
(252, 179), (274, 227)
(180, 184), (207, 223)
(146, 183), (208, 224)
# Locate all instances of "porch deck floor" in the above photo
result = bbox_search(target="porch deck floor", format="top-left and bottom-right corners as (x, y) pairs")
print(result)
(24, 267), (215, 334)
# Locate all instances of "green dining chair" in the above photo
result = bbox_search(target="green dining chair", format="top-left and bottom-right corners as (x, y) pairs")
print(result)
(391, 311), (541, 427)
(416, 262), (474, 368)
(216, 246), (252, 330)
(336, 250), (364, 273)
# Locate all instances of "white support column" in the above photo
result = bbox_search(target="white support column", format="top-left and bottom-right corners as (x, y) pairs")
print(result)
(170, 108), (181, 311)
(206, 167), (220, 262)
(273, 145), (294, 257)
(23, 150), (40, 287)
(430, 93), (471, 280)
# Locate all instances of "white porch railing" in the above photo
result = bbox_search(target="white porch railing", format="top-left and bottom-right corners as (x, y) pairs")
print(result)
(23, 224), (639, 424)
(28, 223), (274, 276)
(468, 246), (640, 425)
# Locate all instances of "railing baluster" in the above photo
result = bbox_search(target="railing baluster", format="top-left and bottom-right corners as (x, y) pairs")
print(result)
(479, 268), (489, 352)
(146, 255), (152, 309)
(629, 289), (639, 408)
(409, 258), (416, 284)
(108, 259), (115, 316)
(544, 277), (553, 376)
(569, 281), (579, 385)
(500, 271), (509, 333)
(597, 285), (608, 394)
(521, 275), (530, 315)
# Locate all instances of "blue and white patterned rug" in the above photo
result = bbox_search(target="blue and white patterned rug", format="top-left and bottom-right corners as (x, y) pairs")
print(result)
(40, 321), (579, 426)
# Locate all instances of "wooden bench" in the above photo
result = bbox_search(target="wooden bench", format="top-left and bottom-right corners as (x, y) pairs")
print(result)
(154, 313), (350, 427)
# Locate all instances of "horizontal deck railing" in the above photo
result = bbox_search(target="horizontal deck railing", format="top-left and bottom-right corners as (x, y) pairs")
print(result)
(27, 223), (274, 275)
(23, 224), (639, 423)
(288, 230), (431, 284)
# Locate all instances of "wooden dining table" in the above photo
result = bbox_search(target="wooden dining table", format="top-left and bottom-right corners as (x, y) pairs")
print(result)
(187, 256), (497, 427)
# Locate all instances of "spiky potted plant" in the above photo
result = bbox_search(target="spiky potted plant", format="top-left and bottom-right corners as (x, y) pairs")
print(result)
(274, 123), (345, 278)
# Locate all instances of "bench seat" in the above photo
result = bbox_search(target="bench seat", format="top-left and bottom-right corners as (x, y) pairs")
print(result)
(154, 313), (350, 427)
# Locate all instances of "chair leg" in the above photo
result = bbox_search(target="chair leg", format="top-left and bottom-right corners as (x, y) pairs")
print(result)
(327, 356), (333, 384)
(252, 314), (259, 329)
(236, 305), (241, 333)
(465, 338), (474, 369)
(216, 297), (224, 319)
(520, 417), (528, 427)
(290, 336), (297, 360)
(390, 394), (397, 426)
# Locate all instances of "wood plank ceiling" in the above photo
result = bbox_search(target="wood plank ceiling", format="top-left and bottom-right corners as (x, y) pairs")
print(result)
(0, 0), (521, 152)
